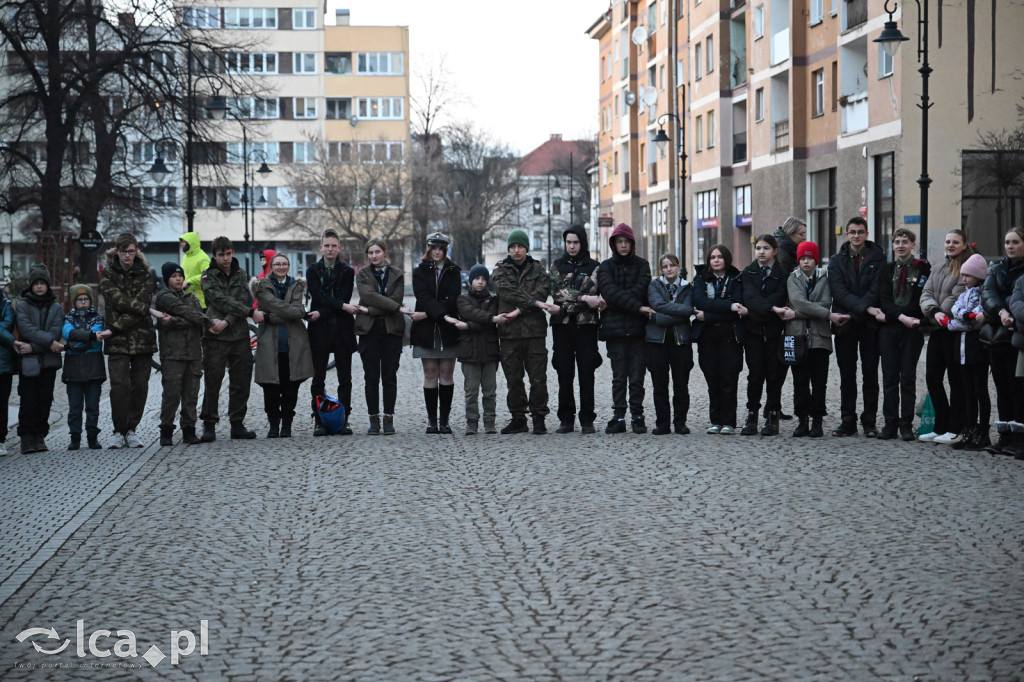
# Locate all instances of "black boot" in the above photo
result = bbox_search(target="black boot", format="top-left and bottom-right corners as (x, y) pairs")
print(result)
(230, 421), (256, 440)
(831, 418), (857, 437)
(382, 414), (395, 435)
(952, 426), (974, 451)
(159, 426), (174, 447)
(760, 411), (780, 436)
(424, 387), (439, 433)
(501, 417), (529, 434)
(69, 433), (81, 451)
(181, 426), (201, 445)
(368, 415), (381, 436)
(87, 430), (101, 450)
(987, 422), (1012, 454)
(313, 412), (327, 437)
(532, 416), (547, 435)
(809, 417), (824, 438)
(200, 421), (217, 443)
(965, 425), (990, 451)
(280, 417), (293, 438)
(438, 384), (454, 434)
(556, 418), (574, 434)
(266, 419), (280, 439)
(793, 417), (810, 438)
(740, 411), (759, 436)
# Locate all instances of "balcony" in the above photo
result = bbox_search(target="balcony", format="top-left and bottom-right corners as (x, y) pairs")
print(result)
(731, 54), (747, 88)
(844, 0), (867, 31)
(840, 92), (868, 133)
(733, 132), (748, 163)
(774, 119), (790, 152)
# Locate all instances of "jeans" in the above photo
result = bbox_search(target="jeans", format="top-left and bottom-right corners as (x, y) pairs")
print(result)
(358, 332), (402, 415)
(880, 324), (925, 427)
(697, 324), (743, 427)
(462, 361), (498, 425)
(646, 341), (692, 428)
(744, 334), (785, 413)
(834, 323), (879, 426)
(108, 353), (152, 434)
(606, 337), (646, 418)
(551, 324), (601, 424)
(792, 348), (830, 418)
(924, 330), (965, 434)
(67, 380), (102, 435)
(500, 337), (549, 419)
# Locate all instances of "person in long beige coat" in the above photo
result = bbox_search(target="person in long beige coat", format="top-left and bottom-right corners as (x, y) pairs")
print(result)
(251, 253), (315, 438)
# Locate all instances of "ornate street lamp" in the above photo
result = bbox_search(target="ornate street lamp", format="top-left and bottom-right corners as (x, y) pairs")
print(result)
(653, 112), (688, 262)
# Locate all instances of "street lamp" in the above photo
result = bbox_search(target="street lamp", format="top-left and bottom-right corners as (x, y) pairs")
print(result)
(546, 173), (561, 268)
(653, 112), (688, 262)
(874, 0), (930, 259)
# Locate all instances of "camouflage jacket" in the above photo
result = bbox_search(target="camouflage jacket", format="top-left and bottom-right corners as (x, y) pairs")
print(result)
(99, 248), (157, 355)
(549, 255), (600, 326)
(155, 287), (210, 362)
(492, 255), (551, 339)
(201, 257), (254, 343)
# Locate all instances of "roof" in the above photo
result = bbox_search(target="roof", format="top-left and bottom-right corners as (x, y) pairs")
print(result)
(518, 135), (595, 177)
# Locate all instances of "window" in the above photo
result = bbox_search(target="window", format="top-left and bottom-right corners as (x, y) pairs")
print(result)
(325, 53), (352, 75)
(810, 0), (824, 25)
(659, 65), (665, 91)
(183, 7), (219, 28)
(878, 44), (894, 77)
(875, 153), (896, 250)
(755, 88), (765, 121)
(225, 52), (277, 74)
(695, 46), (702, 80)
(735, 185), (752, 227)
(293, 53), (316, 74)
(137, 186), (177, 207)
(325, 98), (352, 120)
(132, 142), (176, 164)
(292, 142), (316, 163)
(813, 69), (825, 116)
(292, 8), (316, 29)
(229, 98), (280, 119)
(223, 8), (277, 29)
(553, 197), (562, 215)
(809, 168), (837, 257)
(753, 5), (764, 38)
(605, 53), (612, 79)
(706, 36), (714, 73)
(356, 52), (404, 75)
(328, 141), (353, 162)
(677, 57), (685, 84)
(293, 97), (317, 119)
(357, 97), (404, 120)
(226, 142), (280, 164)
(694, 189), (720, 263)
(831, 61), (838, 111)
(707, 111), (715, 147)
(357, 142), (404, 164)
(696, 115), (704, 151)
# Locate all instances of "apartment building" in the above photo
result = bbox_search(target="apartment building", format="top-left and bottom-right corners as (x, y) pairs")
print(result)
(590, 0), (1024, 269)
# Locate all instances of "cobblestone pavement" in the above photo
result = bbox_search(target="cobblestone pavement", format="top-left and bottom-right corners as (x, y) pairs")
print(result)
(1, 324), (1022, 681)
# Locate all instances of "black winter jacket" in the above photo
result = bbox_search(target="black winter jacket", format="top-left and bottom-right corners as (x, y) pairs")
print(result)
(597, 253), (652, 340)
(411, 258), (462, 350)
(879, 258), (931, 323)
(306, 258), (357, 354)
(739, 260), (788, 339)
(691, 264), (744, 344)
(982, 256), (1024, 336)
(827, 239), (886, 327)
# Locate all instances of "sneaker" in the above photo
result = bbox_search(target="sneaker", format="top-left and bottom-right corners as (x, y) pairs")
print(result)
(719, 426), (736, 435)
(0, 441), (6, 456)
(125, 431), (143, 448)
(706, 424), (722, 435)
(107, 433), (126, 449)
(933, 432), (961, 445)
(917, 431), (938, 442)
(863, 425), (878, 438)
(831, 420), (858, 437)
(674, 424), (691, 435)
(605, 418), (626, 434)
(631, 416), (647, 434)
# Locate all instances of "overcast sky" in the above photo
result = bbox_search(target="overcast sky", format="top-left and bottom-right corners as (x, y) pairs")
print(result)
(329, 1), (608, 155)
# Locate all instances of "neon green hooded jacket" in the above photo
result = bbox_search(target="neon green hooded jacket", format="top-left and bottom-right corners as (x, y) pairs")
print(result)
(179, 232), (211, 309)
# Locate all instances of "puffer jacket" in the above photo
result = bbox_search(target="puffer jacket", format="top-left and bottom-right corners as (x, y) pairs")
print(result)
(16, 289), (64, 370)
(456, 290), (500, 363)
(201, 256), (254, 343)
(354, 265), (405, 337)
(772, 227), (799, 274)
(154, 286), (210, 362)
(492, 255), (551, 339)
(61, 307), (106, 383)
(920, 257), (967, 327)
(597, 224), (652, 341)
(740, 259), (788, 339)
(179, 232), (211, 309)
(99, 248), (157, 355)
(786, 268), (834, 352)
(411, 258), (462, 349)
(550, 225), (600, 326)
(826, 239), (886, 327)
(981, 256), (1024, 339)
(252, 276), (314, 385)
(307, 257), (357, 353)
(645, 276), (693, 345)
(691, 264), (744, 344)
(0, 297), (16, 375)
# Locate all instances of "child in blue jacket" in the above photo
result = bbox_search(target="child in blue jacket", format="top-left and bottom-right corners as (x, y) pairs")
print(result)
(62, 284), (111, 449)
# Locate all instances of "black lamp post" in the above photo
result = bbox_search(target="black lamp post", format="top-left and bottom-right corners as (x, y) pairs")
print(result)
(653, 112), (688, 262)
(874, 0), (930, 259)
(546, 173), (561, 268)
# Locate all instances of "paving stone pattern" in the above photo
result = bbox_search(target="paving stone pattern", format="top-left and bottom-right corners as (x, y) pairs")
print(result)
(1, 323), (1022, 681)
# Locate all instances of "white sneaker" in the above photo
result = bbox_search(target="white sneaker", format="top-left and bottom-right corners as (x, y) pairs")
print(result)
(933, 432), (961, 444)
(106, 433), (125, 449)
(0, 441), (7, 456)
(917, 431), (939, 441)
(124, 431), (143, 448)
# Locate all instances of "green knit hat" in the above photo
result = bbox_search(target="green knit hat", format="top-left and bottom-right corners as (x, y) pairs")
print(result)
(507, 229), (529, 250)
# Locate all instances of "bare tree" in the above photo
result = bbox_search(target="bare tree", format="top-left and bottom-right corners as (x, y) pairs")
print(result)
(959, 127), (1024, 248)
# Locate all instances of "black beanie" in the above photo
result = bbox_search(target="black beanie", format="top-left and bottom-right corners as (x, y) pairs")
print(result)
(28, 263), (50, 286)
(162, 261), (185, 285)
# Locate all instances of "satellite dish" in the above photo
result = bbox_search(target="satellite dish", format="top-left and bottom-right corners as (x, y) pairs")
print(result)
(640, 86), (658, 107)
(631, 26), (648, 45)
(624, 90), (637, 107)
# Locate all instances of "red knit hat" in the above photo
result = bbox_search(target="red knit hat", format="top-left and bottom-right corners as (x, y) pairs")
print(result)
(796, 240), (819, 264)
